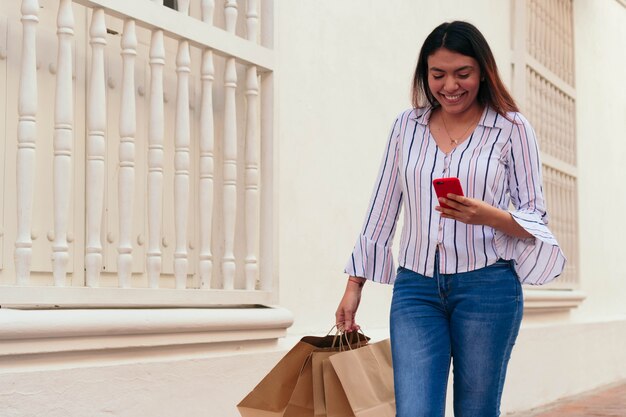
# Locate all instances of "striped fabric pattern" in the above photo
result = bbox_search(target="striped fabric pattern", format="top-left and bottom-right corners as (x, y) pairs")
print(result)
(345, 106), (566, 285)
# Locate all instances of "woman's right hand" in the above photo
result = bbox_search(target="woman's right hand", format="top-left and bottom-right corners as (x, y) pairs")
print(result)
(335, 277), (365, 332)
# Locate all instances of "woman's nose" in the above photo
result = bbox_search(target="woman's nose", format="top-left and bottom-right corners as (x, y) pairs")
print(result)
(444, 77), (458, 91)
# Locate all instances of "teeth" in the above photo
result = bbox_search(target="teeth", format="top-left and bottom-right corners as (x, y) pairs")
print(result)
(444, 94), (462, 101)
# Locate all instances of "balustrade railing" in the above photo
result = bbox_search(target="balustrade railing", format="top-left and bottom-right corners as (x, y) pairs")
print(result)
(513, 0), (579, 289)
(0, 0), (275, 307)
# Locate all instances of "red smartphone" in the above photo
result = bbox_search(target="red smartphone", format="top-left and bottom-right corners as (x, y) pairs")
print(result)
(432, 177), (464, 210)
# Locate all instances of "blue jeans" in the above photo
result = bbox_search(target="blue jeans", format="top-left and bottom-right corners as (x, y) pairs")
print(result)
(390, 254), (523, 417)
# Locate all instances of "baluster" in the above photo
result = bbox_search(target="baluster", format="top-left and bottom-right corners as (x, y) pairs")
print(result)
(556, 91), (563, 161)
(572, 177), (579, 281)
(569, 99), (576, 164)
(569, 177), (575, 281)
(117, 19), (137, 288)
(199, 1), (215, 289)
(554, 0), (561, 78)
(561, 93), (567, 163)
(223, 0), (238, 289)
(533, 0), (541, 61)
(85, 9), (107, 287)
(537, 73), (546, 149)
(15, 0), (39, 285)
(528, 69), (534, 133)
(246, 0), (258, 43)
(178, 0), (190, 14)
(552, 85), (559, 159)
(566, 0), (574, 85)
(202, 0), (215, 24)
(225, 0), (238, 33)
(553, 86), (559, 160)
(546, 0), (552, 71)
(557, 172), (565, 276)
(52, 0), (73, 286)
(558, 0), (566, 81)
(538, 1), (544, 62)
(527, 0), (534, 54)
(174, 2), (191, 288)
(564, 98), (570, 164)
(147, 25), (165, 288)
(554, 0), (559, 76)
(244, 0), (259, 290)
(546, 80), (553, 157)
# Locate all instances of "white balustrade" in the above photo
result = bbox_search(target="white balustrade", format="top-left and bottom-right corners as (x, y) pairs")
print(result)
(52, 0), (74, 286)
(118, 19), (137, 288)
(85, 9), (107, 287)
(222, 1), (238, 290)
(199, 0), (215, 289)
(4, 0), (274, 307)
(147, 22), (165, 288)
(15, 0), (39, 285)
(528, 0), (574, 86)
(517, 0), (578, 287)
(527, 67), (576, 166)
(174, 2), (191, 289)
(244, 0), (259, 290)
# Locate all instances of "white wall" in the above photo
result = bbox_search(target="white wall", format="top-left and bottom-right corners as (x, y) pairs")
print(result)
(573, 0), (626, 319)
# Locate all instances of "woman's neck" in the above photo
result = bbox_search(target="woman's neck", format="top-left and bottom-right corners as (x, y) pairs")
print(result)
(438, 103), (483, 126)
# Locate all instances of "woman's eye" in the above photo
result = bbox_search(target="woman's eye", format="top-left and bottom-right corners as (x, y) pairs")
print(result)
(432, 75), (444, 80)
(458, 74), (470, 79)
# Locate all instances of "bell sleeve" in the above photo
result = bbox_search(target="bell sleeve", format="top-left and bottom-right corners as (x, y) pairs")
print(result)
(494, 113), (567, 285)
(344, 114), (404, 284)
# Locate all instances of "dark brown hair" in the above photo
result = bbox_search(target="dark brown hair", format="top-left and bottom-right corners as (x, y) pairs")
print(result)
(412, 21), (519, 115)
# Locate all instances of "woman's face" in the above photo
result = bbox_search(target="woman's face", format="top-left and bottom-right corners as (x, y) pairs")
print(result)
(427, 48), (482, 115)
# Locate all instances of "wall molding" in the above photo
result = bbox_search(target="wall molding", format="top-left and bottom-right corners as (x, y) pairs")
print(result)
(0, 306), (293, 358)
(523, 289), (586, 312)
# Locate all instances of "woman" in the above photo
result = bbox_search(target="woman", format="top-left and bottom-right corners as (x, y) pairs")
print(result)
(335, 21), (565, 417)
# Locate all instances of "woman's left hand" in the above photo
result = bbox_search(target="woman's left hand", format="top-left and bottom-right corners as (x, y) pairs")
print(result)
(435, 194), (498, 226)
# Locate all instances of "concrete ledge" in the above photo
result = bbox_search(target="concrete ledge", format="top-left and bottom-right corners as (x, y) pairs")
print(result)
(523, 289), (586, 312)
(0, 306), (293, 357)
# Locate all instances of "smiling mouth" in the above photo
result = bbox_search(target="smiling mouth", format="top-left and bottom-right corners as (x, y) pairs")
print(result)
(440, 92), (466, 103)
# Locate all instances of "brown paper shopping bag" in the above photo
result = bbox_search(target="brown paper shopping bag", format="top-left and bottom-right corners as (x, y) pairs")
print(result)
(238, 332), (368, 417)
(322, 357), (355, 417)
(284, 332), (369, 417)
(327, 339), (395, 417)
(237, 334), (345, 417)
(283, 354), (315, 417)
(311, 351), (336, 417)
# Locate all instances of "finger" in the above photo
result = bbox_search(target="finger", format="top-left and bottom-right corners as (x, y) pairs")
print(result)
(335, 310), (345, 329)
(447, 193), (470, 205)
(343, 310), (353, 332)
(439, 196), (468, 211)
(439, 194), (459, 209)
(440, 213), (459, 221)
(439, 197), (464, 211)
(351, 312), (359, 332)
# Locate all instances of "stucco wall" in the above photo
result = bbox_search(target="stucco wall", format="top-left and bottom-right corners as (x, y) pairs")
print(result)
(573, 0), (626, 319)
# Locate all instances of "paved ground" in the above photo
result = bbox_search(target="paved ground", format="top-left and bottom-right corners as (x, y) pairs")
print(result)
(506, 381), (626, 416)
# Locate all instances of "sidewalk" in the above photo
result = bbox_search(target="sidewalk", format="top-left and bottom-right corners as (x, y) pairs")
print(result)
(506, 381), (626, 416)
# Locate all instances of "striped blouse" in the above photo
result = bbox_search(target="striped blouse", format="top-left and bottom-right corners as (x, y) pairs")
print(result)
(345, 106), (566, 285)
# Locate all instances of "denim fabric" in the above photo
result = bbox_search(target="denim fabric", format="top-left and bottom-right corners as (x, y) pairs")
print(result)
(390, 252), (523, 417)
